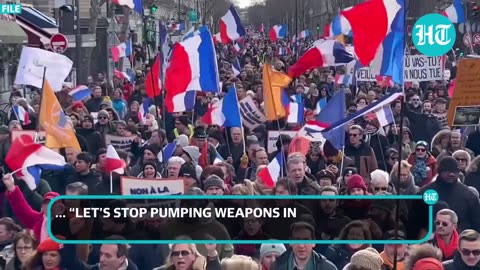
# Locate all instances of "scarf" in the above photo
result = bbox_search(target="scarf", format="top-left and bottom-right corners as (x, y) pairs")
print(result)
(435, 230), (459, 259)
(413, 156), (428, 184)
(41, 216), (48, 242)
(380, 251), (405, 270)
(191, 140), (209, 168)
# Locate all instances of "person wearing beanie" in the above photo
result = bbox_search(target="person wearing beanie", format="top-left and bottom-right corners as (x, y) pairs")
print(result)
(316, 169), (336, 187)
(76, 114), (104, 155)
(344, 247), (383, 270)
(95, 109), (115, 137)
(203, 175), (225, 195)
(26, 238), (64, 270)
(174, 115), (194, 139)
(129, 145), (163, 177)
(85, 85), (104, 112)
(259, 243), (286, 270)
(347, 174), (367, 195)
(407, 140), (438, 187)
(179, 163), (200, 188)
(181, 145), (203, 180)
(409, 156), (480, 240)
(137, 161), (162, 179)
(343, 174), (371, 221)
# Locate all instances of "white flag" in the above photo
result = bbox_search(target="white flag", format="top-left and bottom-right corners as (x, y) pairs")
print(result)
(15, 46), (73, 92)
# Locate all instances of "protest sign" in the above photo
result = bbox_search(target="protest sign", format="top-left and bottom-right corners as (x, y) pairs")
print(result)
(453, 106), (480, 126)
(105, 134), (137, 152)
(239, 96), (266, 130)
(120, 177), (185, 195)
(90, 112), (98, 124)
(267, 130), (297, 154)
(355, 55), (444, 82)
(11, 130), (46, 144)
(447, 59), (480, 126)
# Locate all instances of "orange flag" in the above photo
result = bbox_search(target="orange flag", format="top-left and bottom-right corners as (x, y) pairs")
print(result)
(40, 80), (81, 151)
(262, 64), (292, 120)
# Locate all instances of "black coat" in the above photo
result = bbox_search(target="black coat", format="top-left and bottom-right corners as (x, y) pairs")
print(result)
(271, 248), (337, 270)
(443, 253), (480, 270)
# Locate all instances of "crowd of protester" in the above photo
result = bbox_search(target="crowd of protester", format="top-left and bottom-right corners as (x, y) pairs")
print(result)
(0, 32), (479, 270)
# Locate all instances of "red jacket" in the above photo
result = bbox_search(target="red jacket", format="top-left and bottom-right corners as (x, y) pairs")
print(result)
(6, 186), (43, 240)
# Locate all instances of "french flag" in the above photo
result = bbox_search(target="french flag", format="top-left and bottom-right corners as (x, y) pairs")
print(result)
(213, 33), (221, 43)
(367, 105), (394, 127)
(282, 92), (305, 125)
(288, 40), (354, 78)
(299, 30), (310, 39)
(5, 135), (66, 190)
(233, 42), (244, 53)
(139, 98), (151, 123)
(277, 47), (291, 56)
(114, 69), (133, 82)
(376, 75), (394, 87)
(313, 97), (327, 115)
(335, 74), (352, 85)
(257, 152), (285, 188)
(171, 23), (186, 31)
(164, 26), (219, 113)
(69, 85), (92, 101)
(297, 121), (329, 142)
(232, 58), (242, 76)
(13, 105), (30, 125)
(104, 145), (125, 175)
(111, 39), (132, 62)
(327, 7), (353, 37)
(162, 142), (177, 163)
(220, 5), (245, 44)
(200, 86), (242, 127)
(269, 24), (287, 42)
(213, 153), (224, 164)
(112, 0), (143, 14)
(341, 0), (403, 66)
(441, 0), (465, 23)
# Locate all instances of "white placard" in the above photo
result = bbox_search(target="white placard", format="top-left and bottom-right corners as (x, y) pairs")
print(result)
(239, 96), (266, 130)
(267, 130), (298, 154)
(120, 177), (185, 195)
(105, 134), (137, 152)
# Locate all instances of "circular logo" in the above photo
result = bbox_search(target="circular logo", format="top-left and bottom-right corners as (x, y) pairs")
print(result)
(423, 189), (439, 205)
(412, 14), (456, 56)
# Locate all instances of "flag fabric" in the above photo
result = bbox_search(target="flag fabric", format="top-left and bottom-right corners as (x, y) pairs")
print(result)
(233, 42), (244, 53)
(12, 105), (30, 125)
(15, 46), (73, 92)
(139, 98), (151, 123)
(165, 26), (219, 113)
(297, 121), (329, 142)
(114, 70), (133, 82)
(326, 90), (403, 133)
(334, 74), (352, 85)
(183, 26), (196, 41)
(367, 105), (395, 127)
(263, 64), (292, 120)
(441, 0), (465, 23)
(375, 75), (394, 87)
(282, 93), (305, 124)
(104, 145), (125, 174)
(299, 30), (311, 39)
(39, 80), (81, 151)
(213, 33), (221, 43)
(232, 58), (242, 76)
(288, 135), (311, 157)
(112, 0), (143, 14)
(318, 89), (346, 149)
(5, 134), (66, 190)
(159, 21), (168, 45)
(213, 153), (224, 164)
(201, 86), (242, 127)
(260, 23), (264, 33)
(257, 152), (284, 188)
(327, 7), (353, 37)
(313, 97), (328, 115)
(219, 5), (245, 44)
(269, 24), (287, 42)
(111, 39), (133, 62)
(288, 40), (354, 78)
(69, 85), (92, 101)
(171, 23), (185, 31)
(162, 142), (177, 163)
(341, 0), (403, 66)
(145, 55), (162, 98)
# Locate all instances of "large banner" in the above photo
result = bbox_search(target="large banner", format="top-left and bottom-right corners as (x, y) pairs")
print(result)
(239, 96), (266, 130)
(105, 134), (137, 152)
(120, 177), (185, 195)
(267, 131), (297, 154)
(11, 130), (46, 144)
(355, 55), (444, 82)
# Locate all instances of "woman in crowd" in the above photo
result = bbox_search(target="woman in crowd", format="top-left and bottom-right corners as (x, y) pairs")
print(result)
(4, 231), (38, 270)
(155, 240), (220, 270)
(407, 141), (438, 187)
(24, 238), (65, 270)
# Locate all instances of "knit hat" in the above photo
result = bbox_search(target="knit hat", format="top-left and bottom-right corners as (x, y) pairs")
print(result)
(37, 238), (63, 253)
(100, 100), (112, 108)
(347, 174), (367, 192)
(177, 115), (191, 127)
(438, 156), (460, 173)
(144, 145), (160, 157)
(0, 125), (9, 134)
(203, 175), (225, 191)
(179, 163), (198, 181)
(193, 126), (208, 139)
(413, 258), (444, 270)
(316, 170), (335, 182)
(259, 243), (286, 258)
(97, 109), (109, 118)
(342, 167), (357, 177)
(416, 140), (429, 149)
(82, 114), (94, 123)
(175, 134), (190, 148)
(350, 248), (383, 270)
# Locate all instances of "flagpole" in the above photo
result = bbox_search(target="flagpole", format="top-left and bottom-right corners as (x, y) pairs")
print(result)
(109, 172), (113, 194)
(234, 85), (246, 155)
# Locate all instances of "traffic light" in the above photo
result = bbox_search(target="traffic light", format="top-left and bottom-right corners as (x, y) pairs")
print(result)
(150, 4), (158, 13)
(316, 24), (320, 31)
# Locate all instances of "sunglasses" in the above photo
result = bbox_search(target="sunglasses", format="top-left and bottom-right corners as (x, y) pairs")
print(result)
(374, 187), (388, 191)
(171, 250), (191, 257)
(435, 220), (449, 227)
(98, 116), (108, 120)
(416, 148), (426, 152)
(349, 133), (359, 137)
(461, 249), (480, 256)
(456, 158), (466, 162)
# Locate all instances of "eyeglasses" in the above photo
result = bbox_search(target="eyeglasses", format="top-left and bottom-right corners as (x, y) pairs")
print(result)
(416, 148), (426, 152)
(98, 116), (108, 120)
(374, 187), (388, 191)
(412, 99), (420, 101)
(456, 158), (466, 162)
(461, 249), (480, 256)
(16, 246), (32, 252)
(435, 220), (449, 227)
(171, 250), (191, 257)
(349, 133), (359, 137)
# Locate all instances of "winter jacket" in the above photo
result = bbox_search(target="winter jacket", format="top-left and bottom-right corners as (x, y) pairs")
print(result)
(60, 244), (139, 270)
(271, 248), (337, 270)
(5, 186), (43, 240)
(3, 179), (50, 223)
(76, 128), (105, 155)
(344, 141), (378, 183)
(407, 153), (438, 187)
(443, 253), (480, 270)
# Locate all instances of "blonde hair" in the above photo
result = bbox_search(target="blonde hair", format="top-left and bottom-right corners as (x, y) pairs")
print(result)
(221, 255), (261, 270)
(164, 236), (204, 268)
(390, 160), (412, 178)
